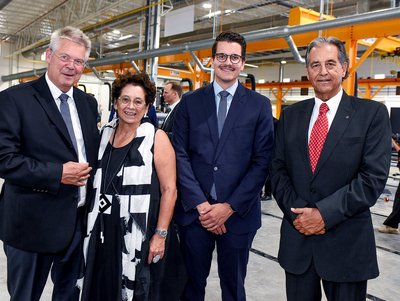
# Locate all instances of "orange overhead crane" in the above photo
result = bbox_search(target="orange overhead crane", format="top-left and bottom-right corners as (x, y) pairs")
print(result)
(18, 7), (400, 111)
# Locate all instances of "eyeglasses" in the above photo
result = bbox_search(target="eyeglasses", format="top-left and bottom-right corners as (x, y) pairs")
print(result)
(215, 53), (243, 64)
(117, 95), (146, 107)
(53, 52), (86, 68)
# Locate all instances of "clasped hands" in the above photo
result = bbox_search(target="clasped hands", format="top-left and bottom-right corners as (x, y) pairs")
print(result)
(197, 201), (234, 235)
(291, 207), (326, 236)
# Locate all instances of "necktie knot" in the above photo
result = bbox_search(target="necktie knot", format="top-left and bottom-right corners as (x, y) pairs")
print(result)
(319, 103), (329, 115)
(60, 93), (69, 103)
(219, 90), (230, 99)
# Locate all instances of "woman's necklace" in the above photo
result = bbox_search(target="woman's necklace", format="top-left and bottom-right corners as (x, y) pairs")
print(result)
(100, 124), (137, 204)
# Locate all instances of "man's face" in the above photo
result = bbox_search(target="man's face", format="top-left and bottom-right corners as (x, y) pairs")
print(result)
(306, 43), (347, 101)
(212, 41), (245, 89)
(46, 38), (87, 92)
(163, 83), (176, 105)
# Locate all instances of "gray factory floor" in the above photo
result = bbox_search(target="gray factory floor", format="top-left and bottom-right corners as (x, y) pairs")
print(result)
(1, 166), (400, 300)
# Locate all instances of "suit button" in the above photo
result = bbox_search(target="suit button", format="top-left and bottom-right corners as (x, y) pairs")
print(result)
(213, 166), (218, 171)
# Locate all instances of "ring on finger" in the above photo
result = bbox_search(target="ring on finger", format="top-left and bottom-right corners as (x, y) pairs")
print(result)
(152, 254), (161, 263)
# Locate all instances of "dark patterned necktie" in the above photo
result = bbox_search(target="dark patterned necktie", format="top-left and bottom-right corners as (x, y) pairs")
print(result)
(218, 91), (229, 136)
(59, 93), (78, 153)
(309, 103), (329, 173)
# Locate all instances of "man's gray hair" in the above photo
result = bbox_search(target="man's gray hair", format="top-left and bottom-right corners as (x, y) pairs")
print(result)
(49, 26), (91, 60)
(305, 36), (349, 79)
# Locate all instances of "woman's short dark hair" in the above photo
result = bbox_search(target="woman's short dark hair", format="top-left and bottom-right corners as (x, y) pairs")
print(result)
(211, 31), (246, 60)
(112, 72), (156, 105)
(305, 36), (349, 79)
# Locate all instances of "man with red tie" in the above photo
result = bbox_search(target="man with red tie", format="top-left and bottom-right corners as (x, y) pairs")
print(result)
(271, 37), (391, 301)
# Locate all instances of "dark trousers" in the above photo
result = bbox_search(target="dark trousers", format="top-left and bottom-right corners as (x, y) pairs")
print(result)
(4, 216), (83, 301)
(178, 221), (256, 301)
(285, 262), (367, 301)
(384, 181), (400, 228)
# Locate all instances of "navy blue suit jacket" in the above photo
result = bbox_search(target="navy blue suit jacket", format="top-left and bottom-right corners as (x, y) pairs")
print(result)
(173, 82), (274, 234)
(0, 76), (100, 253)
(271, 92), (391, 282)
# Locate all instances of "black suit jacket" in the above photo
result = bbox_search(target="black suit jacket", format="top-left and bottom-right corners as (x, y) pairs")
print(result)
(271, 92), (391, 282)
(0, 75), (100, 253)
(161, 101), (180, 139)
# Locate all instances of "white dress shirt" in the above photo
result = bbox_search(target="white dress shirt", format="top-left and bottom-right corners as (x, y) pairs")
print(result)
(308, 89), (343, 143)
(46, 72), (88, 207)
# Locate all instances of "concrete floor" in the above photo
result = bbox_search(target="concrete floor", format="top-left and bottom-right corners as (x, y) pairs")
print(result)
(1, 169), (400, 300)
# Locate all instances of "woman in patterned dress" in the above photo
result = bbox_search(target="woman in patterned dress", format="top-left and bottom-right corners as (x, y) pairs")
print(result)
(80, 72), (185, 301)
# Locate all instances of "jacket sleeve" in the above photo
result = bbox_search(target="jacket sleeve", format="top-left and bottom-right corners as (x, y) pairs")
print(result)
(270, 109), (309, 222)
(0, 90), (62, 194)
(226, 98), (274, 217)
(172, 96), (208, 211)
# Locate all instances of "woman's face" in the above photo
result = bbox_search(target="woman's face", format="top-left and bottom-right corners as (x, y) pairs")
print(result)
(115, 84), (149, 126)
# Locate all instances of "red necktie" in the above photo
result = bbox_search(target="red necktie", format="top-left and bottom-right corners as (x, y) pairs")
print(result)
(309, 103), (329, 173)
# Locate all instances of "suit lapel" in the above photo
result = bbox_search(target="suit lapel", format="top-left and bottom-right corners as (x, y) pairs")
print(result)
(203, 85), (219, 148)
(214, 84), (246, 160)
(32, 77), (75, 155)
(74, 89), (90, 157)
(297, 99), (315, 176)
(162, 104), (177, 131)
(313, 93), (354, 176)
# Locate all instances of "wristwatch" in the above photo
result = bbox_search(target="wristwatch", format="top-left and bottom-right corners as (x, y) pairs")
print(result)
(155, 229), (168, 238)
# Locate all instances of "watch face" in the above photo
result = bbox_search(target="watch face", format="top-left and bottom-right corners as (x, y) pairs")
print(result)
(156, 229), (168, 237)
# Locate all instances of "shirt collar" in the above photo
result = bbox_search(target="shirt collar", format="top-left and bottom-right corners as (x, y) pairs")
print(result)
(45, 72), (74, 100)
(169, 99), (180, 111)
(314, 88), (343, 112)
(213, 80), (238, 98)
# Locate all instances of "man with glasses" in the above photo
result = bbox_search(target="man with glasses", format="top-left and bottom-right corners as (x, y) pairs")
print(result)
(0, 26), (99, 300)
(173, 31), (274, 300)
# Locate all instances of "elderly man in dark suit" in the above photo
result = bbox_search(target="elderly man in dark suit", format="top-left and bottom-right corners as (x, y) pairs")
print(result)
(0, 26), (99, 301)
(271, 36), (391, 301)
(173, 31), (274, 301)
(161, 81), (182, 138)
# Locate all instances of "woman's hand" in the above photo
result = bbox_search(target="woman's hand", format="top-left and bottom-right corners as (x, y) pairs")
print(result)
(147, 234), (166, 264)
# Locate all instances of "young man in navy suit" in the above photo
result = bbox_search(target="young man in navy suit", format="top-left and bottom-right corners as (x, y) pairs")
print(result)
(0, 26), (99, 300)
(173, 31), (274, 300)
(271, 37), (391, 301)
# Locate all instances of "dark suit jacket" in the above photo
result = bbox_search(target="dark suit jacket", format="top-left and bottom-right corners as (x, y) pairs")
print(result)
(271, 92), (391, 282)
(173, 82), (274, 234)
(0, 75), (100, 253)
(161, 101), (180, 139)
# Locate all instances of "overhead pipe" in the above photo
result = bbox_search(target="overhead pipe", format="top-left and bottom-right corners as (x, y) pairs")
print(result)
(189, 50), (212, 73)
(90, 66), (115, 81)
(284, 35), (305, 64)
(130, 60), (140, 72)
(2, 7), (400, 82)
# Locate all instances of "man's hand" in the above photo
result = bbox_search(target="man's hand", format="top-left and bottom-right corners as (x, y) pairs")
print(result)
(196, 201), (212, 216)
(62, 162), (92, 186)
(199, 203), (234, 233)
(292, 207), (325, 236)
